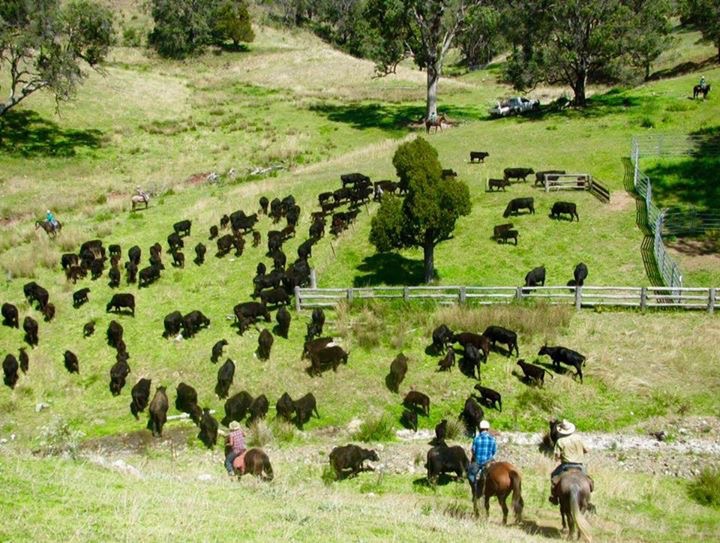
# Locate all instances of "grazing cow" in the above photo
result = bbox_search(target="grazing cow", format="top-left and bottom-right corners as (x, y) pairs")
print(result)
(109, 359), (131, 396)
(83, 320), (95, 337)
(176, 382), (202, 424)
(220, 214), (230, 229)
(400, 409), (418, 432)
(173, 219), (192, 237)
(230, 211), (258, 233)
(170, 249), (185, 268)
(441, 168), (458, 180)
(259, 196), (269, 214)
(432, 419), (448, 446)
(216, 234), (235, 257)
(293, 392), (320, 429)
(474, 384), (503, 412)
(493, 223), (513, 240)
(147, 386), (169, 437)
(198, 408), (218, 448)
(503, 197), (535, 218)
(431, 324), (453, 354)
(464, 343), (482, 380)
(248, 394), (269, 424)
(18, 348), (29, 373)
(259, 287), (290, 308)
(221, 391), (253, 426)
(275, 306), (291, 339)
(89, 258), (105, 280)
(535, 170), (566, 186)
(3, 354), (19, 388)
(23, 316), (38, 347)
(438, 347), (456, 372)
(61, 253), (80, 270)
(302, 337), (334, 360)
(23, 281), (49, 310)
(483, 325), (519, 357)
(340, 172), (371, 188)
(41, 301), (55, 322)
(80, 239), (104, 256)
(64, 350), (79, 374)
(516, 359), (551, 386)
(234, 302), (271, 326)
(524, 266), (546, 288)
(297, 238), (314, 260)
(167, 232), (184, 253)
(403, 390), (430, 416)
(251, 231), (261, 248)
(257, 329), (274, 360)
(73, 288), (90, 308)
(106, 293), (135, 316)
(459, 396), (484, 436)
(387, 353), (409, 393)
(253, 270), (285, 297)
(574, 263), (588, 286)
(470, 151), (490, 163)
(329, 445), (379, 480)
(108, 266), (121, 288)
(138, 264), (162, 287)
(538, 345), (586, 382)
(128, 245), (141, 265)
(215, 359), (235, 399)
(276, 392), (295, 422)
(453, 332), (490, 362)
(193, 243), (206, 266)
(211, 339), (228, 363)
(130, 378), (151, 419)
(2, 303), (19, 328)
(311, 308), (325, 332)
(426, 445), (469, 485)
(551, 201), (579, 221)
(309, 345), (348, 376)
(488, 178), (511, 191)
(125, 260), (138, 284)
(503, 167), (535, 182)
(497, 228), (519, 245)
(183, 310), (210, 338)
(209, 225), (219, 240)
(66, 264), (86, 283)
(107, 320), (123, 349)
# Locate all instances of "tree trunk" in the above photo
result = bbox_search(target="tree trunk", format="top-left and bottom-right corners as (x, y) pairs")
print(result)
(426, 62), (440, 120)
(422, 241), (435, 284)
(572, 69), (587, 107)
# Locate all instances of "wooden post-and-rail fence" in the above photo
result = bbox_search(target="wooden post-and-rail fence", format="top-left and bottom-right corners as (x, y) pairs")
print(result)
(294, 285), (719, 313)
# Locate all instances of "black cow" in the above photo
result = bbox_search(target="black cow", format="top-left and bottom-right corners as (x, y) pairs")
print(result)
(293, 392), (319, 429)
(173, 219), (192, 237)
(483, 325), (519, 357)
(61, 253), (80, 270)
(329, 444), (379, 479)
(535, 170), (566, 186)
(130, 378), (151, 419)
(163, 311), (183, 338)
(302, 337), (334, 360)
(340, 172), (370, 188)
(106, 293), (135, 316)
(276, 392), (295, 422)
(470, 151), (489, 163)
(438, 347), (455, 371)
(259, 287), (290, 308)
(198, 408), (218, 449)
(83, 320), (95, 337)
(138, 264), (162, 287)
(234, 302), (271, 327)
(89, 258), (105, 280)
(431, 324), (453, 354)
(108, 244), (121, 259)
(463, 343), (482, 380)
(538, 345), (586, 382)
(574, 263), (588, 286)
(107, 320), (123, 349)
(387, 353), (408, 393)
(125, 260), (138, 284)
(503, 167), (534, 182)
(209, 225), (219, 240)
(459, 396), (484, 436)
(220, 214), (230, 229)
(23, 316), (38, 347)
(257, 329), (274, 360)
(221, 390), (253, 426)
(66, 265), (86, 283)
(453, 332), (490, 361)
(110, 359), (131, 396)
(253, 270), (285, 297)
(474, 384), (502, 412)
(431, 419), (448, 446)
(503, 197), (535, 218)
(40, 302), (55, 322)
(216, 234), (235, 257)
(107, 266), (120, 288)
(259, 196), (269, 214)
(497, 228), (519, 245)
(170, 250), (185, 268)
(297, 239), (314, 260)
(524, 266), (546, 288)
(211, 339), (228, 363)
(167, 232), (184, 252)
(488, 178), (511, 191)
(311, 308), (325, 333)
(275, 306), (291, 339)
(516, 359), (551, 386)
(403, 390), (430, 416)
(2, 303), (19, 328)
(252, 231), (261, 247)
(23, 281), (49, 310)
(80, 239), (104, 256)
(551, 201), (579, 221)
(183, 310), (210, 338)
(441, 168), (458, 180)
(64, 350), (79, 374)
(309, 345), (348, 376)
(194, 243), (206, 265)
(248, 394), (269, 424)
(426, 445), (469, 484)
(128, 245), (141, 265)
(215, 359), (235, 399)
(176, 382), (202, 424)
(400, 409), (418, 432)
(72, 288), (90, 308)
(3, 354), (19, 388)
(147, 386), (169, 437)
(18, 348), (29, 373)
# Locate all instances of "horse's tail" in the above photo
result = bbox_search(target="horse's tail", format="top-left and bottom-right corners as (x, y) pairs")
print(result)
(570, 485), (592, 542)
(510, 469), (524, 522)
(263, 454), (274, 481)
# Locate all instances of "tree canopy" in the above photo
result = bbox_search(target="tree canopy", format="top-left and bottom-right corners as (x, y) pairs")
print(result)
(682, 0), (720, 61)
(0, 0), (114, 117)
(370, 137), (471, 283)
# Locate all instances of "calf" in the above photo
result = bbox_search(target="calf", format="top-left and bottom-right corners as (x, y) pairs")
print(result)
(170, 249), (185, 268)
(125, 260), (138, 284)
(387, 353), (408, 393)
(432, 419), (448, 446)
(275, 306), (291, 339)
(130, 378), (151, 419)
(431, 324), (453, 354)
(497, 228), (518, 245)
(293, 392), (319, 428)
(257, 329), (274, 360)
(138, 264), (162, 287)
(234, 301), (271, 328)
(503, 197), (535, 218)
(538, 345), (586, 382)
(83, 320), (95, 337)
(535, 170), (566, 186)
(426, 445), (469, 484)
(73, 288), (90, 308)
(147, 386), (169, 437)
(221, 390), (253, 426)
(66, 264), (86, 283)
(329, 444), (379, 479)
(23, 281), (49, 310)
(215, 359), (235, 399)
(23, 316), (38, 347)
(252, 231), (261, 248)
(167, 232), (184, 253)
(3, 354), (19, 388)
(474, 384), (502, 412)
(2, 302), (19, 328)
(248, 394), (269, 424)
(39, 302), (54, 322)
(110, 359), (131, 396)
(276, 392), (295, 422)
(162, 311), (183, 338)
(403, 390), (430, 416)
(259, 286), (290, 308)
(438, 347), (455, 371)
(108, 266), (121, 288)
(524, 266), (546, 288)
(400, 409), (418, 432)
(209, 225), (219, 240)
(107, 320), (123, 349)
(106, 293), (135, 316)
(309, 345), (348, 376)
(459, 396), (484, 436)
(211, 339), (228, 363)
(503, 167), (534, 182)
(574, 263), (588, 286)
(176, 382), (202, 424)
(551, 201), (579, 221)
(64, 350), (79, 374)
(216, 234), (235, 257)
(18, 348), (29, 373)
(488, 178), (510, 191)
(516, 359), (551, 386)
(198, 408), (219, 449)
(220, 214), (230, 229)
(470, 151), (489, 163)
(483, 325), (519, 357)
(173, 219), (192, 237)
(183, 310), (210, 338)
(259, 196), (269, 214)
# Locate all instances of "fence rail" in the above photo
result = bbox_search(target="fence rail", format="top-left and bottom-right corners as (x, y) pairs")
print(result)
(295, 285), (718, 312)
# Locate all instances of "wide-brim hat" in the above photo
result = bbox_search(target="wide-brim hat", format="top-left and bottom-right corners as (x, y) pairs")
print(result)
(557, 419), (575, 436)
(479, 420), (490, 430)
(229, 421), (241, 431)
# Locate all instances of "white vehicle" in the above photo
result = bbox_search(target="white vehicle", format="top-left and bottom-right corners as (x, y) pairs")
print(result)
(489, 96), (540, 117)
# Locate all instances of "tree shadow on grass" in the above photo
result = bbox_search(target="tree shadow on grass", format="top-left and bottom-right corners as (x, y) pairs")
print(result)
(0, 109), (103, 157)
(353, 253), (426, 287)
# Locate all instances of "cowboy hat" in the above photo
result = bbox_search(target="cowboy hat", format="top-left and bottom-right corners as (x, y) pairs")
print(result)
(556, 419), (575, 436)
(479, 420), (490, 430)
(229, 421), (241, 431)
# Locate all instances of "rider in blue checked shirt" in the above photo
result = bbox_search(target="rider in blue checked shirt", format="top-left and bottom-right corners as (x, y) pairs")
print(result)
(468, 420), (496, 490)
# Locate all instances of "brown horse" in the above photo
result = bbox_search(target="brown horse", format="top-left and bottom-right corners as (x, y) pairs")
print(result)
(693, 84), (711, 100)
(425, 114), (448, 134)
(35, 220), (62, 237)
(233, 448), (274, 480)
(131, 191), (150, 210)
(556, 469), (593, 541)
(469, 461), (524, 524)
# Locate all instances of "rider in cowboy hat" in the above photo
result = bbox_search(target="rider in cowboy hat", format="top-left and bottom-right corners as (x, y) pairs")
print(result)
(549, 419), (590, 505)
(45, 209), (58, 228)
(468, 419), (497, 492)
(224, 421), (246, 477)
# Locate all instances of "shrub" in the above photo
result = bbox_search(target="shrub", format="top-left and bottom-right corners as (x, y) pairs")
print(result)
(247, 421), (273, 447)
(353, 415), (394, 442)
(36, 417), (85, 459)
(688, 468), (720, 508)
(515, 387), (558, 414)
(443, 418), (464, 441)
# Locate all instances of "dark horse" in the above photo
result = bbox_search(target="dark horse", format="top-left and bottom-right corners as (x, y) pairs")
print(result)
(425, 114), (448, 134)
(469, 461), (524, 525)
(693, 84), (710, 100)
(555, 469), (593, 541)
(232, 448), (274, 480)
(35, 220), (62, 238)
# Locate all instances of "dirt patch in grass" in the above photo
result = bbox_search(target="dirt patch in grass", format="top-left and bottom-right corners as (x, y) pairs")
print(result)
(607, 191), (635, 212)
(666, 238), (720, 258)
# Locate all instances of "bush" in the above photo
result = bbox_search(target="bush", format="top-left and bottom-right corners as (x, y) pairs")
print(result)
(688, 468), (720, 508)
(443, 418), (464, 441)
(353, 415), (394, 442)
(247, 421), (273, 447)
(122, 26), (143, 47)
(36, 417), (85, 459)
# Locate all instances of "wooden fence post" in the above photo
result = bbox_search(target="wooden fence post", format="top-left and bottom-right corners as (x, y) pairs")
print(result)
(459, 286), (467, 305)
(640, 287), (647, 311)
(574, 286), (582, 310)
(294, 286), (301, 312)
(347, 288), (354, 303)
(403, 286), (409, 302)
(709, 288), (716, 314)
(310, 269), (317, 289)
(515, 287), (524, 300)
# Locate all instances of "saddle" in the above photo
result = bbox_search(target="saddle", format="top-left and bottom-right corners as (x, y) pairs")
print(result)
(232, 450), (248, 475)
(552, 466), (594, 494)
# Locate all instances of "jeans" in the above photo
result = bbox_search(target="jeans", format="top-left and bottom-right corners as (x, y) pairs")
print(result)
(468, 461), (489, 483)
(225, 451), (241, 474)
(551, 462), (584, 480)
